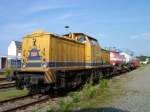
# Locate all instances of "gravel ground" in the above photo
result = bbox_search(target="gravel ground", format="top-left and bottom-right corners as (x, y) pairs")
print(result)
(109, 64), (150, 112)
(0, 87), (16, 92)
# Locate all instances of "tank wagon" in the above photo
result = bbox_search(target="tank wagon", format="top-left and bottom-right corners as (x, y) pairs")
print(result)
(110, 51), (123, 66)
(15, 32), (113, 93)
(119, 52), (140, 70)
(131, 58), (140, 68)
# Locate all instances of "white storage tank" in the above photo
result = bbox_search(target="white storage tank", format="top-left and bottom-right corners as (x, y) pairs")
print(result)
(120, 52), (133, 64)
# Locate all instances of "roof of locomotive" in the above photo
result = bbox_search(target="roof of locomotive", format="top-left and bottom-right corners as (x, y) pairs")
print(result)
(101, 48), (110, 52)
(23, 31), (58, 38)
(63, 32), (98, 41)
(110, 50), (120, 54)
(23, 31), (86, 45)
(23, 32), (97, 41)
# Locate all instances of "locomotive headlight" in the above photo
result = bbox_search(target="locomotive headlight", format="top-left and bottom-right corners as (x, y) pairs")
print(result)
(41, 62), (48, 68)
(22, 59), (26, 68)
(22, 63), (26, 68)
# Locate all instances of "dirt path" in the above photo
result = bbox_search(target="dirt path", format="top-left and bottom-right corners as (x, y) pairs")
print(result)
(109, 64), (150, 112)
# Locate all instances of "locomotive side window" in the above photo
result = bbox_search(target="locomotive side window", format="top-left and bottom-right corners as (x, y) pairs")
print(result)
(77, 36), (86, 43)
(90, 39), (98, 46)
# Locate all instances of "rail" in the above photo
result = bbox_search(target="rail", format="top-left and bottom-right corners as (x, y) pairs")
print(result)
(0, 81), (15, 89)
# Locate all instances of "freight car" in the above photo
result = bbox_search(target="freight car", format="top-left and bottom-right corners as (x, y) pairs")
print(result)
(14, 32), (114, 94)
(119, 52), (140, 70)
(110, 50), (125, 66)
(131, 58), (140, 69)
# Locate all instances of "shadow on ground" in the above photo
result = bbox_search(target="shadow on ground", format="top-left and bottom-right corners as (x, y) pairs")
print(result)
(72, 107), (129, 112)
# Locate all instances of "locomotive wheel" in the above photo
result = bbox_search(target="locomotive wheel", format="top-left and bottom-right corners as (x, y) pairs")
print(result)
(28, 84), (41, 95)
(40, 85), (53, 95)
(16, 76), (24, 90)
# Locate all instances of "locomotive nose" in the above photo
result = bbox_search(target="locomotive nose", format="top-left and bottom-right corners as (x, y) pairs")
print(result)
(22, 47), (43, 68)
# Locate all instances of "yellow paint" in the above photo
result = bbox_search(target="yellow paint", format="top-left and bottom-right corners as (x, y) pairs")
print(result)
(65, 33), (102, 66)
(101, 49), (110, 64)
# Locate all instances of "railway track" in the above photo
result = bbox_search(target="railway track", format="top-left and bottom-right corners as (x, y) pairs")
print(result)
(0, 78), (6, 82)
(0, 94), (50, 112)
(0, 81), (15, 89)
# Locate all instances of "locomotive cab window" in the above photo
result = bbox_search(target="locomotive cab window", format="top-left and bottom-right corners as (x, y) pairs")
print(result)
(90, 39), (98, 46)
(77, 36), (86, 43)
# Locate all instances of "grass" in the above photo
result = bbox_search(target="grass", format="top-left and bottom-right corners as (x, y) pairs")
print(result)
(3, 67), (16, 77)
(81, 82), (97, 99)
(58, 98), (73, 112)
(73, 79), (111, 109)
(0, 89), (28, 101)
(68, 92), (80, 103)
(47, 79), (116, 112)
(47, 106), (54, 112)
(45, 77), (128, 112)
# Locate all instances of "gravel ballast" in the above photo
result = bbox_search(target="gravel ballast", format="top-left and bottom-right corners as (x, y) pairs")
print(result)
(109, 65), (150, 112)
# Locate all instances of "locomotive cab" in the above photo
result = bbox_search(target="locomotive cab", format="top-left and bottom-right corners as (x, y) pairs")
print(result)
(64, 33), (102, 67)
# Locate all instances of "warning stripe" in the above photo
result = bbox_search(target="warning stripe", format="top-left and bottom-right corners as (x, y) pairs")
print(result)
(45, 72), (52, 82)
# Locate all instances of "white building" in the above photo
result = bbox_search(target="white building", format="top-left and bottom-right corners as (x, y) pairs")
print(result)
(0, 41), (22, 70)
(8, 41), (22, 58)
(7, 41), (22, 68)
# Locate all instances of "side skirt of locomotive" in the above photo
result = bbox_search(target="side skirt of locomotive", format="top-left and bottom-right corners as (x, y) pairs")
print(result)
(14, 64), (135, 94)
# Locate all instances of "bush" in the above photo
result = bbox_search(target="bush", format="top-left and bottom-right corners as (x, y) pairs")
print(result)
(99, 79), (108, 89)
(58, 98), (72, 112)
(3, 67), (15, 77)
(47, 107), (53, 112)
(82, 82), (97, 99)
(68, 92), (80, 103)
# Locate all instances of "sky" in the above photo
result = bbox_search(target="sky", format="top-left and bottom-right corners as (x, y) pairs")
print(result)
(0, 0), (150, 56)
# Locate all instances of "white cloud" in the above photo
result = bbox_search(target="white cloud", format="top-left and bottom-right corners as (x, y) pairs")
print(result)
(142, 33), (150, 40)
(1, 22), (37, 33)
(23, 2), (78, 15)
(130, 33), (150, 40)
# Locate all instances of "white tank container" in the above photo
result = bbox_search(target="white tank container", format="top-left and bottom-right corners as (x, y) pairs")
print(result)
(120, 52), (132, 64)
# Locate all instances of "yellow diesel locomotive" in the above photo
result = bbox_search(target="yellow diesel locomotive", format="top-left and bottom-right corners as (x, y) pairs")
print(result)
(101, 48), (110, 64)
(15, 31), (112, 93)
